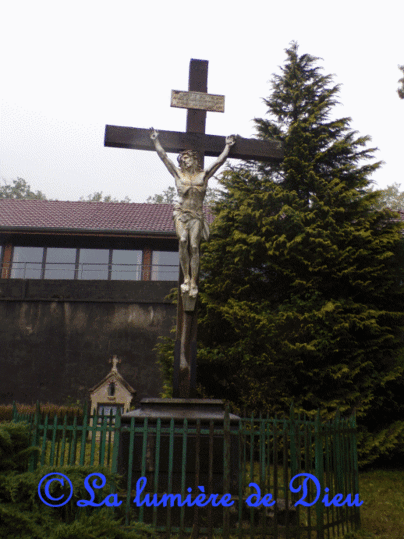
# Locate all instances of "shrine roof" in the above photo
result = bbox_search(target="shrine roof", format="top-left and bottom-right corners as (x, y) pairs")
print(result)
(89, 368), (136, 395)
(0, 199), (214, 235)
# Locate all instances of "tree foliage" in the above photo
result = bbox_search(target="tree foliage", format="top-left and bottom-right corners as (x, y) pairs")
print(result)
(146, 185), (222, 205)
(398, 65), (404, 100)
(0, 178), (47, 200)
(0, 179), (136, 203)
(191, 43), (404, 463)
(0, 422), (158, 539)
(0, 422), (40, 473)
(80, 192), (131, 203)
(146, 186), (177, 204)
(370, 182), (404, 211)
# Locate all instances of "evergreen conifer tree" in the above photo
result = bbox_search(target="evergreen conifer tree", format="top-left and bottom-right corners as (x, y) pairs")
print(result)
(196, 43), (404, 463)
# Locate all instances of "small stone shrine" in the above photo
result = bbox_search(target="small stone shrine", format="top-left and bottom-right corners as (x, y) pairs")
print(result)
(89, 356), (136, 422)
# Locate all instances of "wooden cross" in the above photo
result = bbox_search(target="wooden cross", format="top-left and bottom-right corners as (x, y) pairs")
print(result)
(104, 59), (283, 399)
(104, 63), (283, 163)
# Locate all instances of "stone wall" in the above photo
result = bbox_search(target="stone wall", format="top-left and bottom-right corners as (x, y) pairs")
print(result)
(0, 279), (176, 405)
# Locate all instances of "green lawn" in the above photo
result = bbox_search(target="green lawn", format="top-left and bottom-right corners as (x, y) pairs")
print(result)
(343, 468), (404, 539)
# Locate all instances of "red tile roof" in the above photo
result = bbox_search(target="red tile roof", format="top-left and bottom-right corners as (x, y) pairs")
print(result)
(0, 199), (214, 235)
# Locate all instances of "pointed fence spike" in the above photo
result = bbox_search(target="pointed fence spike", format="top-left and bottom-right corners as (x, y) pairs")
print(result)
(290, 401), (295, 417)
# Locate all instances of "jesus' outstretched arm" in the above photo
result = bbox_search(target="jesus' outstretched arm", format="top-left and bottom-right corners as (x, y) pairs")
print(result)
(149, 128), (180, 180)
(204, 135), (237, 180)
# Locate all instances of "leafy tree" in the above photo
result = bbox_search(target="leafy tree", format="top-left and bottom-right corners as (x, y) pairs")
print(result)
(370, 182), (404, 211)
(191, 43), (404, 464)
(203, 187), (223, 206)
(0, 181), (133, 203)
(146, 185), (221, 205)
(146, 186), (177, 204)
(80, 192), (131, 203)
(398, 65), (404, 99)
(0, 178), (47, 200)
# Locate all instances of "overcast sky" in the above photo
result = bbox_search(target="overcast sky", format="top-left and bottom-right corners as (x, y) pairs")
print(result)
(1, 1), (402, 203)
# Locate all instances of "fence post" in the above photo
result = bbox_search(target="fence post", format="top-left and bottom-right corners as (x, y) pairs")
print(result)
(334, 410), (344, 494)
(12, 401), (17, 421)
(69, 415), (78, 466)
(111, 406), (121, 475)
(40, 413), (49, 466)
(351, 411), (361, 529)
(223, 405), (231, 538)
(289, 402), (298, 479)
(28, 401), (41, 472)
(59, 414), (68, 466)
(314, 410), (324, 539)
(79, 402), (88, 467)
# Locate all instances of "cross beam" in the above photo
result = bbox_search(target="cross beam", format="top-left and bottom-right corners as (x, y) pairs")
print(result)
(104, 125), (284, 163)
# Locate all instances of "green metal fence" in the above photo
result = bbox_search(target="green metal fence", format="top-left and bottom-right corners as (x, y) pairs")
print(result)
(13, 402), (361, 538)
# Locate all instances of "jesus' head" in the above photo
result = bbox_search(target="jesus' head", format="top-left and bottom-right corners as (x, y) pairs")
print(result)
(177, 150), (203, 173)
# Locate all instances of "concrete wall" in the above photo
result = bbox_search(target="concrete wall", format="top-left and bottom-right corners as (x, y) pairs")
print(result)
(0, 279), (176, 405)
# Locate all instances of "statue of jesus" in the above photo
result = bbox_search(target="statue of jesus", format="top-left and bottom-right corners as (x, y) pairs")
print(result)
(149, 128), (236, 298)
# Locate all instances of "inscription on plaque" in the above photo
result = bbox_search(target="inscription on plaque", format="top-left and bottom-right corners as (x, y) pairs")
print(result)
(171, 90), (225, 113)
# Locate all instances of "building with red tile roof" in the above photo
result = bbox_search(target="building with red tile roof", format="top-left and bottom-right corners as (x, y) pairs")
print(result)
(0, 199), (213, 234)
(0, 199), (214, 406)
(0, 199), (213, 280)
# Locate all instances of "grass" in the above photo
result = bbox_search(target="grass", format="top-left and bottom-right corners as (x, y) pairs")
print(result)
(175, 468), (404, 538)
(37, 431), (116, 468)
(343, 467), (404, 539)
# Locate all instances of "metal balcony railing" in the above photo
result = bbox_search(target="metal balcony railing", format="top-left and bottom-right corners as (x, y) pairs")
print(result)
(0, 262), (179, 281)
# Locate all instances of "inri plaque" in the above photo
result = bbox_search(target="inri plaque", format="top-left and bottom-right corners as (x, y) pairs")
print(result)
(171, 90), (225, 113)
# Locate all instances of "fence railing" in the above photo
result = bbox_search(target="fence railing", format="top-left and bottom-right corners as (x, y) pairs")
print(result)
(13, 402), (361, 538)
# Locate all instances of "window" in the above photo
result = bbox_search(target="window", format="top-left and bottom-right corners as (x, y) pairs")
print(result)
(44, 248), (77, 279)
(11, 247), (44, 279)
(8, 245), (177, 281)
(96, 403), (124, 424)
(111, 249), (142, 281)
(108, 382), (116, 397)
(151, 251), (179, 281)
(78, 249), (110, 280)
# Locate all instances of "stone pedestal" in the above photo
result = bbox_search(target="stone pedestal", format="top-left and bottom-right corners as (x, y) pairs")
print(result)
(118, 398), (240, 495)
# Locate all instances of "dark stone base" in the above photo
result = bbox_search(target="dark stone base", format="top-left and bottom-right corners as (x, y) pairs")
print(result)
(119, 399), (240, 495)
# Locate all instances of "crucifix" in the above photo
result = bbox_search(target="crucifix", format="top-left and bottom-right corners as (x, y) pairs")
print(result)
(104, 59), (283, 399)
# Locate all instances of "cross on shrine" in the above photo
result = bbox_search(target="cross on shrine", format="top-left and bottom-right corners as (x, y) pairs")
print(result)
(109, 355), (121, 372)
(104, 59), (284, 399)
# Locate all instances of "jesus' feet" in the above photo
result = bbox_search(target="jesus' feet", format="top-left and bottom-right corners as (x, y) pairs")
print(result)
(189, 283), (198, 298)
(181, 278), (190, 294)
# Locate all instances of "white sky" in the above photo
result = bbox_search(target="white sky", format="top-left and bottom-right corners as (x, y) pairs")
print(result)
(0, 1), (403, 202)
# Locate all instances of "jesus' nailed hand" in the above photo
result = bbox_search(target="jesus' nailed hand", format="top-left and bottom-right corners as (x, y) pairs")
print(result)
(149, 128), (236, 298)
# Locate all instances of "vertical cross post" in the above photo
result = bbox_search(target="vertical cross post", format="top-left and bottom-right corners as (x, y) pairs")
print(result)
(186, 59), (208, 145)
(173, 59), (209, 398)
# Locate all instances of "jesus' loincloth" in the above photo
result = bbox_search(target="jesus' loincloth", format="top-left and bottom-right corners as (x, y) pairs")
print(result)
(173, 204), (210, 242)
